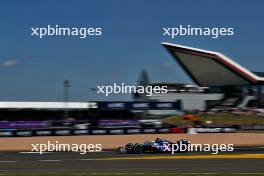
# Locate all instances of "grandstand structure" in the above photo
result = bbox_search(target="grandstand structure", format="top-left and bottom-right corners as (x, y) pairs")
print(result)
(158, 43), (264, 108)
(139, 43), (264, 113)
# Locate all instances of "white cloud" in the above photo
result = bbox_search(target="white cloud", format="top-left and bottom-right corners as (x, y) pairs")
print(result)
(2, 59), (20, 67)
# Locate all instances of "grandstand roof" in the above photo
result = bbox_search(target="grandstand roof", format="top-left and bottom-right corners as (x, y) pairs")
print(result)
(162, 43), (264, 87)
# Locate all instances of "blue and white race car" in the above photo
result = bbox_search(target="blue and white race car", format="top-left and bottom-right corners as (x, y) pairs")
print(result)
(117, 138), (189, 154)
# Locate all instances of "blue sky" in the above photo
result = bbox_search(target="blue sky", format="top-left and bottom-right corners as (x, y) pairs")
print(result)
(0, 0), (263, 101)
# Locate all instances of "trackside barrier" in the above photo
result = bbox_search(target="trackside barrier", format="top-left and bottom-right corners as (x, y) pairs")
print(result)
(0, 128), (171, 137)
(0, 126), (238, 137)
(170, 127), (185, 133)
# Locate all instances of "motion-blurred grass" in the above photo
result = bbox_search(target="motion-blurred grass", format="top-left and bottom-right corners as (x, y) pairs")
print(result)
(162, 114), (264, 126)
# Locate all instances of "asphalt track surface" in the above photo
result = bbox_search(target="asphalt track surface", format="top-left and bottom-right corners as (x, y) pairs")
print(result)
(0, 147), (264, 174)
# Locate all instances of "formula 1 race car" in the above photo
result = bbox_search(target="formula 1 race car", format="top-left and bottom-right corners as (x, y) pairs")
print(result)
(117, 138), (189, 154)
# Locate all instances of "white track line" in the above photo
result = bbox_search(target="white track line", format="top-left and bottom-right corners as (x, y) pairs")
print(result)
(38, 160), (62, 162)
(18, 151), (110, 154)
(19, 152), (51, 154)
(78, 158), (98, 161)
(0, 161), (17, 163)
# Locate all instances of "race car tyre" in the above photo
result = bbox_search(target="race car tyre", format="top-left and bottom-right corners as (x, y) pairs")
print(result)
(133, 143), (144, 154)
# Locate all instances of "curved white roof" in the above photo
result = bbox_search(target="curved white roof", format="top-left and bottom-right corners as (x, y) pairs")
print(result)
(162, 42), (264, 87)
